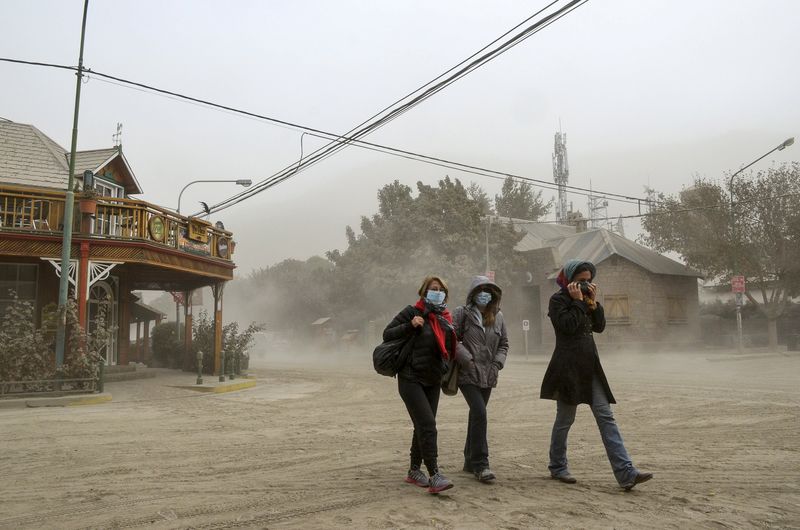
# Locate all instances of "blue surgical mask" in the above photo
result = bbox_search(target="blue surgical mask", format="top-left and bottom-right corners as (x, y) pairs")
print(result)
(426, 290), (446, 306)
(474, 292), (492, 307)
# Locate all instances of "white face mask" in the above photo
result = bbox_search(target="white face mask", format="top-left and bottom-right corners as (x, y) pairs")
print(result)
(425, 290), (446, 305)
(474, 292), (492, 307)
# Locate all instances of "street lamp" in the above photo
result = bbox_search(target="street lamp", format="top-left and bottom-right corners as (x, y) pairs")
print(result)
(173, 178), (252, 348)
(729, 137), (794, 352)
(176, 179), (252, 214)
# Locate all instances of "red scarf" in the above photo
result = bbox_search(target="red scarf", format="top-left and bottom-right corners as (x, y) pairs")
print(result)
(414, 299), (455, 361)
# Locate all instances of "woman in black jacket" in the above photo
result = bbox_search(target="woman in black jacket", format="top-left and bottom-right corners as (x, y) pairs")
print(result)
(540, 259), (652, 490)
(383, 275), (457, 494)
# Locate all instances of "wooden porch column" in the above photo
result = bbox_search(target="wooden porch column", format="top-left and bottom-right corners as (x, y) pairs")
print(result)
(143, 320), (151, 363)
(118, 274), (131, 366)
(212, 283), (225, 375)
(77, 241), (90, 330)
(183, 290), (193, 371)
(135, 321), (141, 361)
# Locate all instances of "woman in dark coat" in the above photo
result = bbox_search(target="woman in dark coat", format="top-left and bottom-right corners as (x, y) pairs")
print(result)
(453, 275), (508, 483)
(383, 275), (457, 494)
(540, 259), (652, 490)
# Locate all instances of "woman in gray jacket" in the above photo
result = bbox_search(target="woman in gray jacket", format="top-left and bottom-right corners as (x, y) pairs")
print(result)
(453, 275), (509, 482)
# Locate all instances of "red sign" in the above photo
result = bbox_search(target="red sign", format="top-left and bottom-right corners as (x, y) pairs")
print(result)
(485, 271), (495, 282)
(731, 275), (746, 293)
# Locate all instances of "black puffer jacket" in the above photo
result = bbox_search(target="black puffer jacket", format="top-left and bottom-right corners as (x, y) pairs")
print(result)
(383, 305), (453, 386)
(540, 288), (615, 406)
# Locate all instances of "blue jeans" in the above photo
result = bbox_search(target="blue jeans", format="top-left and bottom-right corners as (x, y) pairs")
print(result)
(548, 376), (637, 485)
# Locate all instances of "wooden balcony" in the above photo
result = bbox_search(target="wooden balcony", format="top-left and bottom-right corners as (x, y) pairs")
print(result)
(0, 183), (234, 263)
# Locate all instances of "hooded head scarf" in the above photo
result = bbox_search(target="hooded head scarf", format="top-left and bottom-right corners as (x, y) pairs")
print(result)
(556, 259), (596, 289)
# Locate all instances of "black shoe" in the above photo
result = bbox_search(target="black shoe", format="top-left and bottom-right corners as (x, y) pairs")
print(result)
(551, 472), (577, 484)
(622, 471), (653, 491)
(475, 468), (496, 483)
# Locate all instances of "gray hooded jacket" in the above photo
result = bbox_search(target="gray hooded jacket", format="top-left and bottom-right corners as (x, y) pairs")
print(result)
(452, 276), (509, 388)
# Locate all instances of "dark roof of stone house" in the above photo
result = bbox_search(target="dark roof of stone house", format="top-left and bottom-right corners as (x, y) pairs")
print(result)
(0, 120), (142, 194)
(510, 218), (702, 278)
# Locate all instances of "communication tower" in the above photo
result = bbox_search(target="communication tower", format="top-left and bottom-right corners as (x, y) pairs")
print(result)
(552, 131), (569, 224)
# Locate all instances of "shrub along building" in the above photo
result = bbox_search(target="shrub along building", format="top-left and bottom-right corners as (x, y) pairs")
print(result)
(505, 219), (702, 350)
(0, 119), (235, 372)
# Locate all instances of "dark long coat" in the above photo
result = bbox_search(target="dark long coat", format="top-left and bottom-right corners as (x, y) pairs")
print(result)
(540, 289), (616, 405)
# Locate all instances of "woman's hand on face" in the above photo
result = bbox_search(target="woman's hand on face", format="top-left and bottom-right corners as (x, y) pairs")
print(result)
(567, 282), (584, 301)
(411, 316), (425, 328)
(587, 283), (597, 300)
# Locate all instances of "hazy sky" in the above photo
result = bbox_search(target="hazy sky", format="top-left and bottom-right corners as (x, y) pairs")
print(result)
(1, 1), (798, 275)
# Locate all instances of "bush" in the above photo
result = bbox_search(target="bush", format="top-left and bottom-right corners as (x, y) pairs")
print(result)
(191, 310), (263, 374)
(0, 297), (105, 383)
(151, 322), (182, 368)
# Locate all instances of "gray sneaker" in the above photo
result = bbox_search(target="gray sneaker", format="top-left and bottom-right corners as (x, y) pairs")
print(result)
(428, 471), (454, 494)
(404, 467), (429, 487)
(475, 468), (496, 483)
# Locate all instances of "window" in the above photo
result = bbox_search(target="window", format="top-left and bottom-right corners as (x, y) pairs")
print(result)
(94, 178), (123, 198)
(0, 263), (38, 316)
(603, 294), (630, 324)
(667, 297), (688, 324)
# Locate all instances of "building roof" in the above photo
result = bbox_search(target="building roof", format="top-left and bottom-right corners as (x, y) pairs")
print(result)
(554, 228), (702, 277)
(0, 120), (142, 194)
(509, 218), (576, 252)
(0, 120), (70, 189)
(507, 216), (702, 278)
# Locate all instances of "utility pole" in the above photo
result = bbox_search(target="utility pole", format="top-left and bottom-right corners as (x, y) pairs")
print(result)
(55, 0), (90, 366)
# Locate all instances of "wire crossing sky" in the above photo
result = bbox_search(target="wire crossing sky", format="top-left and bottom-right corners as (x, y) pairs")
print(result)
(1, 0), (797, 271)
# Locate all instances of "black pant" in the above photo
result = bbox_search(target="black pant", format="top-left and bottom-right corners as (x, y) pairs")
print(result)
(398, 378), (440, 475)
(459, 384), (492, 472)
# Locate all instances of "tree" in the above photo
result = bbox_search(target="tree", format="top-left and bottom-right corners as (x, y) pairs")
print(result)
(494, 177), (552, 220)
(640, 162), (800, 349)
(226, 256), (335, 334)
(326, 177), (524, 328)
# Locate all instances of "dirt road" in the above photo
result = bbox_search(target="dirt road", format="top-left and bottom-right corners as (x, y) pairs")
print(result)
(1, 349), (798, 529)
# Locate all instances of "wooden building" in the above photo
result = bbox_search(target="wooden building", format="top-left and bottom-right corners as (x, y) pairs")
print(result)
(0, 120), (235, 372)
(505, 220), (702, 349)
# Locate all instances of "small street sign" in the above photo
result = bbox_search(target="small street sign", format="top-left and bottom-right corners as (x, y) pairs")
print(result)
(731, 275), (746, 293)
(522, 319), (530, 331)
(735, 292), (744, 307)
(486, 270), (495, 282)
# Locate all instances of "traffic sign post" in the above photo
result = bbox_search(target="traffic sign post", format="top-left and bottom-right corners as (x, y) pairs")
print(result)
(522, 320), (530, 359)
(731, 275), (746, 352)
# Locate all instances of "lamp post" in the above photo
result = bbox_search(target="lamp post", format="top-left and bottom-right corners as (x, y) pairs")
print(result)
(55, 0), (90, 367)
(173, 179), (252, 359)
(176, 179), (252, 214)
(729, 137), (794, 352)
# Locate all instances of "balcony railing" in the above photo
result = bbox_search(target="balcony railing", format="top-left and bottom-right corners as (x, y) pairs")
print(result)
(0, 184), (234, 261)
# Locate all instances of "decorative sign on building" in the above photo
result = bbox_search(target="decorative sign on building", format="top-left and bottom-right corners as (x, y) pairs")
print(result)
(187, 218), (210, 243)
(148, 216), (166, 242)
(217, 237), (230, 259)
(178, 229), (210, 256)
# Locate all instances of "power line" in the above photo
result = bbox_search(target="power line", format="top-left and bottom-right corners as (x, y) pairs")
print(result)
(5, 3), (611, 215)
(190, 0), (593, 214)
(4, 49), (646, 210)
(509, 190), (800, 225)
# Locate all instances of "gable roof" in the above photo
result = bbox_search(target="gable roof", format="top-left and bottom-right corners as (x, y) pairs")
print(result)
(0, 121), (70, 189)
(508, 217), (702, 278)
(553, 228), (702, 278)
(0, 120), (142, 194)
